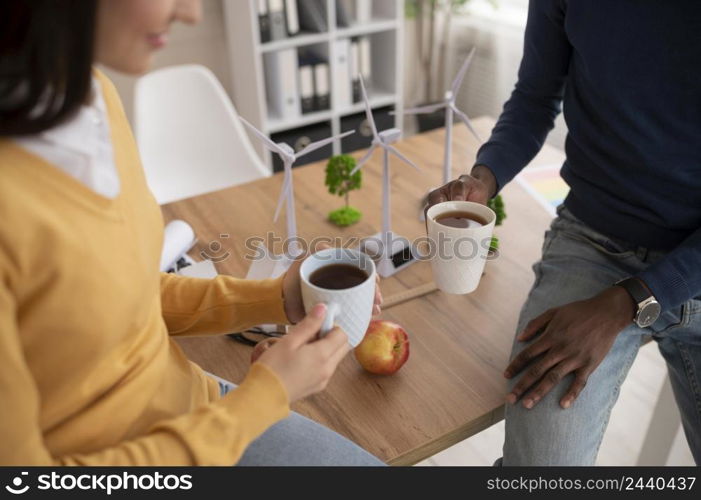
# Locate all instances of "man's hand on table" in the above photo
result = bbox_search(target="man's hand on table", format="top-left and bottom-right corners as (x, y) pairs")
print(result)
(504, 286), (636, 410)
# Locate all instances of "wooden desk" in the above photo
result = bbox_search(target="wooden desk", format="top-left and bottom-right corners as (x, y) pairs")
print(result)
(162, 117), (565, 465)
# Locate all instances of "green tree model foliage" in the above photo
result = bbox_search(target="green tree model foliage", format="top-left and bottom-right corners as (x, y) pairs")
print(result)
(487, 194), (506, 252)
(325, 155), (363, 227)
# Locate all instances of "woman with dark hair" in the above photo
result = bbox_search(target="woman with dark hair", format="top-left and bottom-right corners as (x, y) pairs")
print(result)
(0, 0), (383, 466)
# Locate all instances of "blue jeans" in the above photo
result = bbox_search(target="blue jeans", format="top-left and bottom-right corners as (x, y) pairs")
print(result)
(503, 206), (701, 465)
(214, 377), (384, 466)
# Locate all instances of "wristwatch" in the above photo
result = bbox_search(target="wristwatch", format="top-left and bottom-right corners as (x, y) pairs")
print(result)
(615, 278), (661, 328)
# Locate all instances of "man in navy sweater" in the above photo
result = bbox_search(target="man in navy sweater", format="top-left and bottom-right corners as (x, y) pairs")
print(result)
(429, 1), (700, 464)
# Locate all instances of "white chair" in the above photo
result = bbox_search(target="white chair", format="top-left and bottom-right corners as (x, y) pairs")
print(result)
(135, 64), (269, 205)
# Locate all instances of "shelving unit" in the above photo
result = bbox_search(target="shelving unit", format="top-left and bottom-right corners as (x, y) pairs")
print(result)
(224, 0), (405, 172)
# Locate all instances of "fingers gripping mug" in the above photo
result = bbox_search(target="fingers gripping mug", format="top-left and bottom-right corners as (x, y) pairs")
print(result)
(300, 248), (377, 347)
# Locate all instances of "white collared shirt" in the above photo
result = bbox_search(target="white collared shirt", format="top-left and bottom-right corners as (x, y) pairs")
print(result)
(14, 77), (121, 199)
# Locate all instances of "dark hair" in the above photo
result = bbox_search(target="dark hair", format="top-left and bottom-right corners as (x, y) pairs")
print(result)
(0, 0), (97, 136)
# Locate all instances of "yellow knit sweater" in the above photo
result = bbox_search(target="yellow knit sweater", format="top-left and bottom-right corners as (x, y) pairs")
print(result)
(0, 71), (290, 466)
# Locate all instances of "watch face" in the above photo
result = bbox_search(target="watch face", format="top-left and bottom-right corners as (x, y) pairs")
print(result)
(637, 302), (662, 328)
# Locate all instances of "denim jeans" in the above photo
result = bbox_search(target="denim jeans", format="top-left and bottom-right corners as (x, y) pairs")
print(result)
(502, 206), (701, 465)
(213, 376), (384, 466)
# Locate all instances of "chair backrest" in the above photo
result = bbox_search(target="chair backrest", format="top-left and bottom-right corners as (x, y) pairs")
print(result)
(135, 65), (269, 205)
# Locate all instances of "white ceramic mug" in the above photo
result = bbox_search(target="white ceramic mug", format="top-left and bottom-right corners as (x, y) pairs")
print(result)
(300, 248), (377, 347)
(426, 201), (496, 295)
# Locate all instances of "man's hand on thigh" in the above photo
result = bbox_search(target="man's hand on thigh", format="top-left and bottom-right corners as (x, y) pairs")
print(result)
(504, 286), (636, 410)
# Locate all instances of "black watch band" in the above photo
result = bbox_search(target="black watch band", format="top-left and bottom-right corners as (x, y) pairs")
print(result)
(615, 277), (661, 328)
(615, 277), (651, 304)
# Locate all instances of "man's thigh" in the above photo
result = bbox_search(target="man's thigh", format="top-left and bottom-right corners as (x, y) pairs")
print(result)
(503, 216), (646, 465)
(655, 297), (701, 465)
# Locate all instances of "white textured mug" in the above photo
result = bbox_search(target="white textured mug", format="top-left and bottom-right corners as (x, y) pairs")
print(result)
(300, 248), (377, 347)
(426, 201), (496, 295)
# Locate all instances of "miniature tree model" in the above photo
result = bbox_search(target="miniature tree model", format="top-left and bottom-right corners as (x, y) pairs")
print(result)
(487, 194), (506, 252)
(326, 154), (363, 227)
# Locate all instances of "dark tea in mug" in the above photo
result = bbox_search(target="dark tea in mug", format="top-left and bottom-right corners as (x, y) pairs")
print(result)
(434, 211), (488, 229)
(309, 264), (369, 290)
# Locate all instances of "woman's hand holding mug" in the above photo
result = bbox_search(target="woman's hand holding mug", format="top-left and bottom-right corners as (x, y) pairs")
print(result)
(257, 304), (349, 403)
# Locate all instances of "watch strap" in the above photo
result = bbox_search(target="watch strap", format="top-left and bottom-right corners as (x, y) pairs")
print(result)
(615, 278), (652, 306)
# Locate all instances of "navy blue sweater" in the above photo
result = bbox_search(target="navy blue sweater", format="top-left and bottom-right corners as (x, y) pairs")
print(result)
(476, 0), (701, 311)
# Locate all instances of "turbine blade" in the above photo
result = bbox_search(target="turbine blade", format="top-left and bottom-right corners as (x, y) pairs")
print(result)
(402, 102), (447, 115)
(273, 168), (291, 222)
(451, 47), (476, 97)
(296, 130), (355, 159)
(453, 106), (483, 144)
(240, 117), (287, 156)
(359, 76), (379, 141)
(387, 144), (420, 171)
(350, 145), (377, 175)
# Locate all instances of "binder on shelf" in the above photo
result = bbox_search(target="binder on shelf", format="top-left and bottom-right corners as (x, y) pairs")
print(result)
(341, 106), (395, 154)
(284, 0), (300, 36)
(269, 0), (287, 41)
(264, 48), (300, 120)
(356, 0), (372, 24)
(359, 36), (372, 81)
(350, 39), (361, 103)
(314, 63), (330, 111)
(258, 0), (271, 43)
(336, 0), (352, 27)
(271, 122), (334, 172)
(299, 65), (315, 114)
(297, 0), (327, 33)
(332, 39), (352, 109)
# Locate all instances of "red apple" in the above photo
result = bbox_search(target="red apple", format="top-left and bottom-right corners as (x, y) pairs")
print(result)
(354, 320), (410, 375)
(251, 338), (280, 364)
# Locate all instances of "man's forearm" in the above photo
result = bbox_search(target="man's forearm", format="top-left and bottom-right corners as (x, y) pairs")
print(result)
(637, 228), (701, 311)
(473, 0), (571, 193)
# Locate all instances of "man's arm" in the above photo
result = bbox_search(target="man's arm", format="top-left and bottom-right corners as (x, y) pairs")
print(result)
(475, 0), (572, 192)
(638, 227), (701, 311)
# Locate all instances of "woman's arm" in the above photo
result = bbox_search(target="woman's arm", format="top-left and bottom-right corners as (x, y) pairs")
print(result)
(0, 277), (290, 465)
(160, 273), (290, 337)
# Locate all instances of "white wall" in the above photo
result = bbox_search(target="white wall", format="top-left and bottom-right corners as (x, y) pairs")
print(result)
(102, 0), (232, 125)
(446, 8), (568, 151)
(402, 1), (567, 152)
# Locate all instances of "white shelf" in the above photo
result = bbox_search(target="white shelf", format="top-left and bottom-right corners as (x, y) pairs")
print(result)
(338, 92), (397, 117)
(224, 0), (405, 169)
(268, 92), (398, 134)
(259, 32), (330, 54)
(268, 110), (333, 134)
(335, 19), (398, 39)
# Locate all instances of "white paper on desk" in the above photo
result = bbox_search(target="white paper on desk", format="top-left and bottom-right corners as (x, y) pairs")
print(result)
(178, 259), (219, 279)
(160, 220), (196, 271)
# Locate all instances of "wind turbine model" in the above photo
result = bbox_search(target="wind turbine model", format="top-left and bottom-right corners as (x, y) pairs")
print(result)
(351, 77), (421, 278)
(241, 117), (354, 278)
(402, 47), (482, 185)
